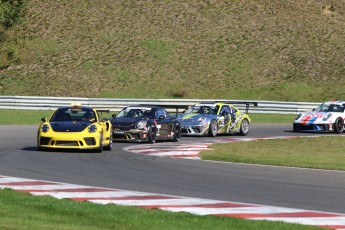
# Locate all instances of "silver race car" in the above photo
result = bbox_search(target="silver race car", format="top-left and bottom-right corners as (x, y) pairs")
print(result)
(179, 101), (256, 137)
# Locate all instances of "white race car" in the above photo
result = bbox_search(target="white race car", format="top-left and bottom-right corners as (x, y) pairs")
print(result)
(293, 101), (345, 133)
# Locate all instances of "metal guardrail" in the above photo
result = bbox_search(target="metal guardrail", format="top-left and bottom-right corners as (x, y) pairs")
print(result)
(0, 96), (321, 114)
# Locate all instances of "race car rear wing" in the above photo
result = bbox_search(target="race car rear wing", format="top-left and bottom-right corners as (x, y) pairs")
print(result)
(96, 109), (111, 120)
(214, 101), (258, 114)
(138, 104), (190, 117)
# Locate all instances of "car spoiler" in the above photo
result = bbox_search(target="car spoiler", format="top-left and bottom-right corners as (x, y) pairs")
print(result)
(138, 104), (190, 117)
(95, 109), (111, 120)
(214, 101), (258, 114)
(96, 109), (110, 113)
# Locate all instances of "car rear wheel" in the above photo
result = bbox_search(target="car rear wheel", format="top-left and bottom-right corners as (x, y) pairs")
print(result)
(208, 120), (217, 137)
(334, 118), (344, 133)
(240, 118), (250, 136)
(148, 125), (157, 144)
(173, 124), (181, 142)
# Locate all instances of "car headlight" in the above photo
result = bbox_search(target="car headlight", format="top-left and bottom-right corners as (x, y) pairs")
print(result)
(88, 124), (97, 133)
(198, 117), (206, 122)
(137, 120), (147, 129)
(41, 124), (50, 133)
(323, 113), (332, 121)
(294, 114), (302, 120)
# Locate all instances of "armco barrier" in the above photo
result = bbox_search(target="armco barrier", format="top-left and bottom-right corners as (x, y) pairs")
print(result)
(0, 96), (321, 114)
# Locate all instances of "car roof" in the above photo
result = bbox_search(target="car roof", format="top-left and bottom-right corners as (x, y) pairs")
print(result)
(323, 101), (345, 105)
(57, 106), (94, 111)
(125, 105), (158, 109)
(193, 102), (227, 106)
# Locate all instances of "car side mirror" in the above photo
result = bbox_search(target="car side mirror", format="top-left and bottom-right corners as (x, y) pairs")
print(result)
(41, 117), (47, 122)
(112, 114), (117, 118)
(158, 115), (165, 120)
(221, 111), (229, 116)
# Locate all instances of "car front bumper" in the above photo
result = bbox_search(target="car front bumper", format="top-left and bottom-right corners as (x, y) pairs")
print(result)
(112, 129), (149, 142)
(38, 131), (102, 150)
(181, 124), (208, 135)
(293, 122), (334, 132)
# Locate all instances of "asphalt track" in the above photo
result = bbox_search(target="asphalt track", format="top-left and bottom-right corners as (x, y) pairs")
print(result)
(1, 124), (345, 214)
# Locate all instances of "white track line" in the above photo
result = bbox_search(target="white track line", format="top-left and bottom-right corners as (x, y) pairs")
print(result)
(1, 175), (345, 229)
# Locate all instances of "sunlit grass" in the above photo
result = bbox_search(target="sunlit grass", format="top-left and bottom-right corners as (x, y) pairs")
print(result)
(201, 136), (345, 170)
(0, 189), (319, 230)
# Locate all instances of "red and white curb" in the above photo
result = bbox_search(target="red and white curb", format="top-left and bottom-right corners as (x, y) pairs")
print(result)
(1, 175), (345, 229)
(124, 136), (301, 160)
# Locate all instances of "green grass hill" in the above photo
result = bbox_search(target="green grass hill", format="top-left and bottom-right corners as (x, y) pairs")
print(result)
(1, 0), (345, 101)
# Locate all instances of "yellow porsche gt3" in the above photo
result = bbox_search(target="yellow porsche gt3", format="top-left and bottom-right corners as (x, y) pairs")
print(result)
(37, 104), (112, 152)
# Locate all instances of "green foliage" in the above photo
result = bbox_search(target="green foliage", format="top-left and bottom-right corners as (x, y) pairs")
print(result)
(0, 0), (26, 69)
(0, 0), (26, 29)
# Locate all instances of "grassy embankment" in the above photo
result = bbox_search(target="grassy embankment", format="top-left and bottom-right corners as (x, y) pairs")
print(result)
(1, 1), (345, 101)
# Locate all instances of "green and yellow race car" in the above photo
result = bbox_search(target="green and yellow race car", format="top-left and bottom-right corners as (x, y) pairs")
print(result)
(37, 104), (112, 152)
(179, 101), (256, 136)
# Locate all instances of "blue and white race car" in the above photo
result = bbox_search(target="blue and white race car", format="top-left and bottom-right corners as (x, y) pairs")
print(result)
(293, 100), (345, 133)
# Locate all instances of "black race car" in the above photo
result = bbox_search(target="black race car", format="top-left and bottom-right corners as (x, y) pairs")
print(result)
(111, 106), (182, 143)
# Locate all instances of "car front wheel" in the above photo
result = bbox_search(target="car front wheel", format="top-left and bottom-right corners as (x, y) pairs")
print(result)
(97, 134), (104, 153)
(148, 125), (157, 144)
(104, 133), (113, 151)
(173, 124), (181, 142)
(208, 120), (217, 137)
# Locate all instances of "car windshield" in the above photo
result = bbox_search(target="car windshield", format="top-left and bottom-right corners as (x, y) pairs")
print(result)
(116, 107), (154, 119)
(185, 105), (218, 115)
(50, 108), (97, 122)
(314, 104), (344, 112)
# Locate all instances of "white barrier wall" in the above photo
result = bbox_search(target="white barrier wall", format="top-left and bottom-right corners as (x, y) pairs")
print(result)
(0, 96), (321, 114)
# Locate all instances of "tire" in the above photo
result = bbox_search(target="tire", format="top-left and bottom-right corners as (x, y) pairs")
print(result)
(37, 135), (42, 151)
(239, 118), (250, 136)
(172, 124), (181, 142)
(334, 117), (344, 133)
(293, 123), (297, 132)
(97, 134), (103, 153)
(208, 120), (217, 137)
(148, 125), (157, 144)
(104, 133), (113, 151)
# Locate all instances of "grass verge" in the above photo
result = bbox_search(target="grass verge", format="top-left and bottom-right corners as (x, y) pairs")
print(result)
(0, 110), (53, 125)
(249, 113), (296, 123)
(200, 136), (345, 171)
(0, 188), (318, 230)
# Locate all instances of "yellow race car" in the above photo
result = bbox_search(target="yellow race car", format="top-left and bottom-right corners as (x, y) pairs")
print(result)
(37, 104), (112, 152)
